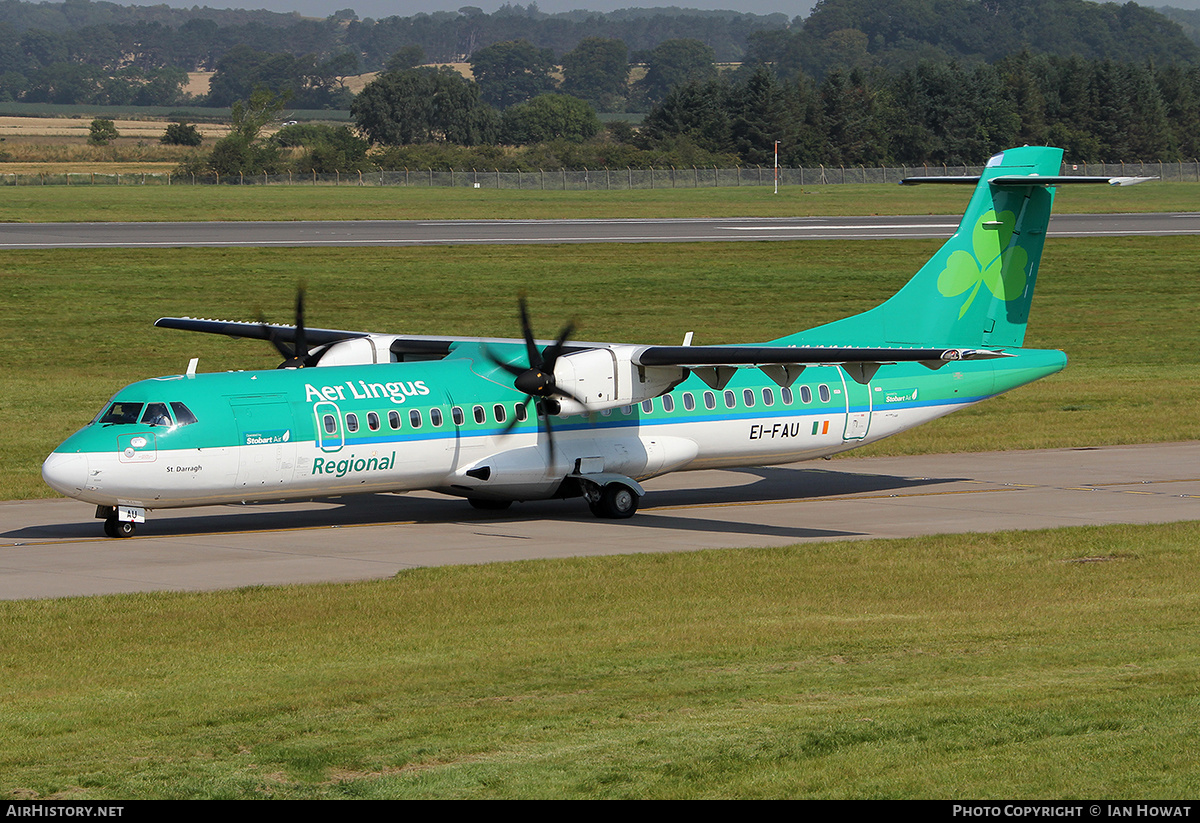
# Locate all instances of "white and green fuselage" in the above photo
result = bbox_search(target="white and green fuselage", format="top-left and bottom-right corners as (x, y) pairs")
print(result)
(44, 344), (1065, 510)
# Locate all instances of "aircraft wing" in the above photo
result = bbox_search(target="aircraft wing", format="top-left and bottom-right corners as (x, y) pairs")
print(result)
(155, 317), (371, 346)
(630, 345), (1011, 367)
(156, 316), (598, 363)
(621, 345), (1012, 390)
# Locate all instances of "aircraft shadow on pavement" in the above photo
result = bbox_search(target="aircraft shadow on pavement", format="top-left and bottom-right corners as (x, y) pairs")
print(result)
(8, 467), (954, 542)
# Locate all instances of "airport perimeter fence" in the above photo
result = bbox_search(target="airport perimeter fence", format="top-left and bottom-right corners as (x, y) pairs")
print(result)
(3, 160), (1198, 188)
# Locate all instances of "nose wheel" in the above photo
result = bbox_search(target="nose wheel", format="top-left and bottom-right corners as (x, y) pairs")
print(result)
(103, 517), (136, 538)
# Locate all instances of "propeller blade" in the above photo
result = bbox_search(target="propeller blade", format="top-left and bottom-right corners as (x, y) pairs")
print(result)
(540, 403), (556, 466)
(480, 343), (528, 380)
(256, 310), (295, 363)
(500, 396), (531, 436)
(293, 287), (309, 366)
(517, 296), (542, 370)
(542, 320), (576, 368)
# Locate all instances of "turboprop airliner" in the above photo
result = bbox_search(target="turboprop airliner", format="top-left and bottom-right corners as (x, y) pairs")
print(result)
(43, 146), (1152, 537)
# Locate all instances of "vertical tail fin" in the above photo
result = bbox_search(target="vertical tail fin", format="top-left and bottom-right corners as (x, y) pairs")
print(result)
(788, 146), (1064, 349)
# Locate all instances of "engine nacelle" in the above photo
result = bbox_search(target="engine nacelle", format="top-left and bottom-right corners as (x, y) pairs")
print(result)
(553, 346), (687, 413)
(313, 335), (396, 367)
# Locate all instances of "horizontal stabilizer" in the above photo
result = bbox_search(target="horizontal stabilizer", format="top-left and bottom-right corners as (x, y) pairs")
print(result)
(900, 175), (1156, 187)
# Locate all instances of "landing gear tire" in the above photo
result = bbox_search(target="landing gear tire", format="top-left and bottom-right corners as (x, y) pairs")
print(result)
(103, 517), (135, 538)
(468, 498), (512, 512)
(592, 483), (639, 519)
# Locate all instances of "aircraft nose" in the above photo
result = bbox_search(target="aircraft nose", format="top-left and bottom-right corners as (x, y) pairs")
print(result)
(42, 452), (88, 497)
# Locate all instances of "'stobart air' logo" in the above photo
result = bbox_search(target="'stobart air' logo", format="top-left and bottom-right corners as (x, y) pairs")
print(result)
(938, 209), (1029, 318)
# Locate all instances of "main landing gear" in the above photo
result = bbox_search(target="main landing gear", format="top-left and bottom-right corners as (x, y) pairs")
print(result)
(585, 482), (640, 519)
(463, 477), (643, 520)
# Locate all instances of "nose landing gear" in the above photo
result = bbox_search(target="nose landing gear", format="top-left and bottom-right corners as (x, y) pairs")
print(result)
(97, 505), (143, 538)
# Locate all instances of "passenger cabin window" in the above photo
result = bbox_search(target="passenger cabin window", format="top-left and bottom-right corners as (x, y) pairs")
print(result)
(742, 389), (755, 408)
(704, 392), (716, 410)
(409, 409), (422, 428)
(170, 402), (198, 426)
(493, 404), (507, 424)
(389, 410), (402, 429)
(762, 388), (775, 406)
(515, 404), (528, 422)
(367, 411), (380, 431)
(98, 402), (143, 425)
(662, 395), (675, 413)
(345, 413), (359, 433)
(140, 403), (171, 426)
(473, 405), (485, 425)
(323, 414), (337, 435)
(430, 408), (443, 427)
(819, 384), (831, 403)
(800, 385), (813, 404)
(723, 390), (736, 409)
(452, 407), (465, 426)
(683, 393), (695, 411)
(781, 387), (794, 405)
(641, 399), (654, 413)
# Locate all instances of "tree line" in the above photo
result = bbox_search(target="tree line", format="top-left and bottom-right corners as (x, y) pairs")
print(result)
(4, 0), (1200, 110)
(0, 0), (785, 106)
(182, 48), (1200, 182)
(639, 55), (1200, 166)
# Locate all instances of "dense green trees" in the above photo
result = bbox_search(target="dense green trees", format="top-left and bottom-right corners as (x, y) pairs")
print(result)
(635, 54), (1200, 166)
(161, 122), (202, 146)
(86, 117), (117, 146)
(469, 39), (558, 109)
(271, 123), (370, 172)
(198, 88), (290, 176)
(351, 67), (499, 146)
(746, 0), (1200, 81)
(501, 94), (601, 144)
(207, 45), (352, 109)
(560, 37), (629, 112)
(634, 39), (718, 107)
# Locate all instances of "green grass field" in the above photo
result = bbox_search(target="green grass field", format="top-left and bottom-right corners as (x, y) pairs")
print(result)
(1, 179), (1196, 223)
(3, 521), (1199, 798)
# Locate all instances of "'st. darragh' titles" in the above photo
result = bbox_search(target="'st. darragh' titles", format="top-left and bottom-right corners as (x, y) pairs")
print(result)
(42, 146), (1154, 538)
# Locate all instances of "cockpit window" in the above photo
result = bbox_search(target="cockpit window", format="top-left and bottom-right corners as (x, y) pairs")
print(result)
(140, 403), (172, 427)
(170, 402), (198, 426)
(98, 402), (144, 425)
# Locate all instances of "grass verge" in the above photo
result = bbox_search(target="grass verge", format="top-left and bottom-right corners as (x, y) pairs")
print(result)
(0, 180), (1195, 223)
(2, 521), (1198, 798)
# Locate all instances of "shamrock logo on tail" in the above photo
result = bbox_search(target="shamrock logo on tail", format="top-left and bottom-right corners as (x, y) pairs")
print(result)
(937, 209), (1029, 318)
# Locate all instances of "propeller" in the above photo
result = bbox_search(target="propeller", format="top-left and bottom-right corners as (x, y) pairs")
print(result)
(484, 297), (587, 463)
(258, 287), (325, 369)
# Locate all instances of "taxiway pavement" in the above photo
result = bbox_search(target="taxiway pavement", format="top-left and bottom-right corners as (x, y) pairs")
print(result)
(3, 442), (1197, 600)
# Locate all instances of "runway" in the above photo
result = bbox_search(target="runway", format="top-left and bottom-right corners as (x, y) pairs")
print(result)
(4, 442), (1198, 600)
(1, 212), (1198, 248)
